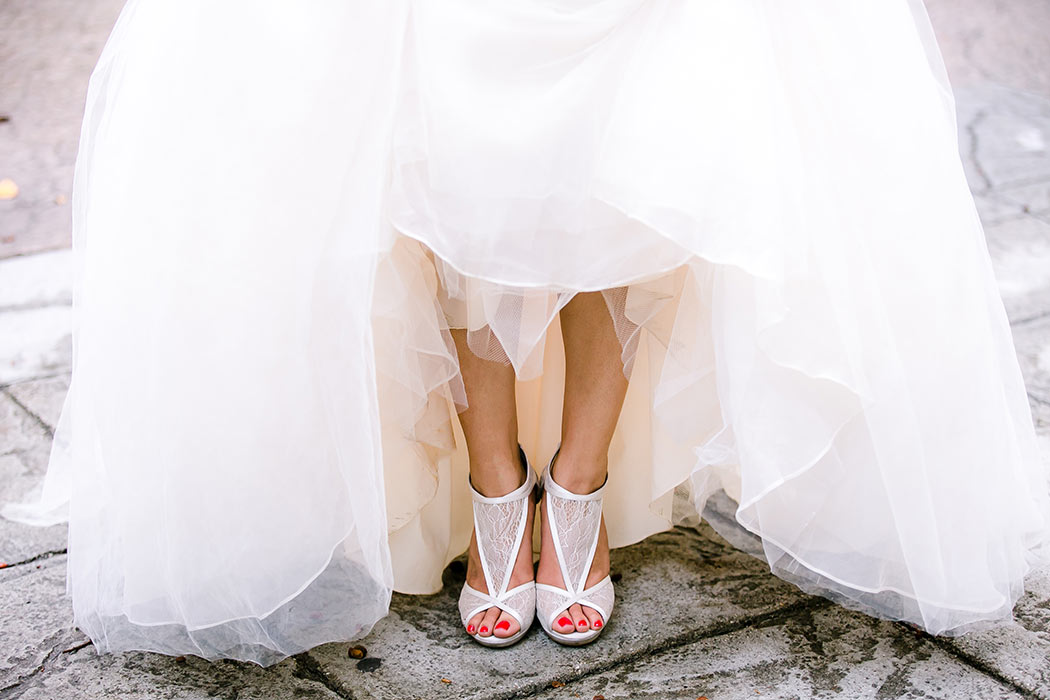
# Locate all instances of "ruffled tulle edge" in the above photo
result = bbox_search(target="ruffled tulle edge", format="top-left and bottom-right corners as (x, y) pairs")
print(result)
(373, 182), (1050, 635)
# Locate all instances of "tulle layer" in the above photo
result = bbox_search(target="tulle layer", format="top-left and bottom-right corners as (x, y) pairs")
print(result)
(2, 0), (1049, 668)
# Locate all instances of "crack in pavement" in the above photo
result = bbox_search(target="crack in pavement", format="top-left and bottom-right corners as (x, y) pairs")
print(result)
(925, 635), (1045, 700)
(1013, 309), (1050, 327)
(0, 634), (84, 700)
(0, 550), (66, 571)
(967, 109), (995, 193)
(0, 388), (56, 439)
(292, 652), (358, 700)
(0, 301), (71, 316)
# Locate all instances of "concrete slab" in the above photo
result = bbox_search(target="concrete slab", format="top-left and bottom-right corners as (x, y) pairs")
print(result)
(0, 561), (340, 700)
(11, 651), (340, 700)
(1013, 316), (1050, 400)
(983, 216), (1050, 325)
(924, 0), (1050, 97)
(943, 570), (1050, 700)
(311, 524), (813, 700)
(936, 398), (1050, 700)
(973, 192), (1031, 227)
(0, 393), (66, 565)
(0, 307), (71, 386)
(0, 555), (81, 691)
(955, 86), (1050, 193)
(4, 374), (69, 433)
(0, 0), (125, 259)
(527, 606), (1027, 700)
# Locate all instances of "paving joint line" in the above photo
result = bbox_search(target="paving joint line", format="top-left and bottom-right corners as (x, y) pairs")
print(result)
(0, 387), (56, 438)
(479, 597), (834, 700)
(0, 372), (70, 393)
(922, 635), (1045, 700)
(1013, 310), (1050, 328)
(0, 300), (71, 315)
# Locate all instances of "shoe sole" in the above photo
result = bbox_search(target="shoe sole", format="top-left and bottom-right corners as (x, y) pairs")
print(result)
(469, 628), (529, 648)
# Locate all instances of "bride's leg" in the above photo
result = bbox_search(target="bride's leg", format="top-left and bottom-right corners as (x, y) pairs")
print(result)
(538, 290), (628, 634)
(452, 328), (536, 639)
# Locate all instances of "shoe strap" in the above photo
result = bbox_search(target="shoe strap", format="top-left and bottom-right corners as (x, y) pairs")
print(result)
(469, 445), (536, 601)
(540, 444), (609, 502)
(460, 580), (536, 629)
(541, 444), (606, 596)
(536, 576), (614, 627)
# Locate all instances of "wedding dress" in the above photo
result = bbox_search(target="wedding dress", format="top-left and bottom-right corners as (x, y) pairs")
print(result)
(4, 0), (1049, 667)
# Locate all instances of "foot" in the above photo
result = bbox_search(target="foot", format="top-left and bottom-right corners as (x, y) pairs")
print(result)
(464, 450), (537, 640)
(536, 450), (610, 635)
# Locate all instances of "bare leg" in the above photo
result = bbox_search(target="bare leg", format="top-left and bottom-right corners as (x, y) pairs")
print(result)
(538, 290), (629, 634)
(453, 328), (536, 639)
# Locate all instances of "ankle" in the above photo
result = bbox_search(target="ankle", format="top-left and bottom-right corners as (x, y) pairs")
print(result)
(469, 447), (527, 498)
(549, 449), (608, 495)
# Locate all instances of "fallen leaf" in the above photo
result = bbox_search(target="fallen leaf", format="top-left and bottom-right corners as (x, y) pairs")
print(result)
(440, 678), (452, 684)
(348, 644), (367, 659)
(0, 178), (18, 200)
(551, 681), (565, 688)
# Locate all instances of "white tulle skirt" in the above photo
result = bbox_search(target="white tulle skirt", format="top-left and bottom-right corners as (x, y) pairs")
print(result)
(4, 0), (1050, 667)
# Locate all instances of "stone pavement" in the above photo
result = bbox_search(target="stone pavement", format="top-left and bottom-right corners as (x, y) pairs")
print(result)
(2, 1), (1050, 699)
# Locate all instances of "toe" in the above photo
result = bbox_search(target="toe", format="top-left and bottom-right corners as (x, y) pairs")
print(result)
(582, 605), (604, 631)
(478, 607), (500, 637)
(569, 603), (588, 632)
(553, 609), (575, 634)
(493, 610), (519, 638)
(466, 611), (485, 636)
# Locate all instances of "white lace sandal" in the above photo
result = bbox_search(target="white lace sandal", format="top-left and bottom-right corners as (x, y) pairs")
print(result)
(458, 444), (539, 648)
(536, 445), (615, 646)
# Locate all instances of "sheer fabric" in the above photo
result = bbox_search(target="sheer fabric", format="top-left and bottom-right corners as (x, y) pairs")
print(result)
(3, 0), (1049, 667)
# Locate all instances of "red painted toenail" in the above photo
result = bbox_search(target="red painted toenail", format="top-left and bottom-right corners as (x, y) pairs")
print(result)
(577, 619), (587, 627)
(558, 617), (572, 627)
(495, 620), (510, 631)
(593, 620), (602, 628)
(480, 626), (488, 634)
(467, 624), (475, 633)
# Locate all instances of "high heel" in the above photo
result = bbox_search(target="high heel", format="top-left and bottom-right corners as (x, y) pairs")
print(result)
(536, 444), (614, 646)
(458, 444), (538, 648)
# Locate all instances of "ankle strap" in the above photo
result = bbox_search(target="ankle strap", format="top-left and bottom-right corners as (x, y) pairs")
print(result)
(542, 444), (608, 502)
(467, 444), (536, 504)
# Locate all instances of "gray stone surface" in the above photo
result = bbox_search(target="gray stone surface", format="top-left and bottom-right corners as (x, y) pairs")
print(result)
(3, 374), (69, 434)
(937, 398), (1050, 700)
(0, 0), (126, 258)
(944, 572), (1050, 699)
(1014, 316), (1050, 401)
(0, 392), (66, 567)
(529, 607), (1028, 700)
(0, 555), (82, 691)
(984, 216), (1050, 325)
(312, 525), (813, 700)
(924, 0), (1050, 97)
